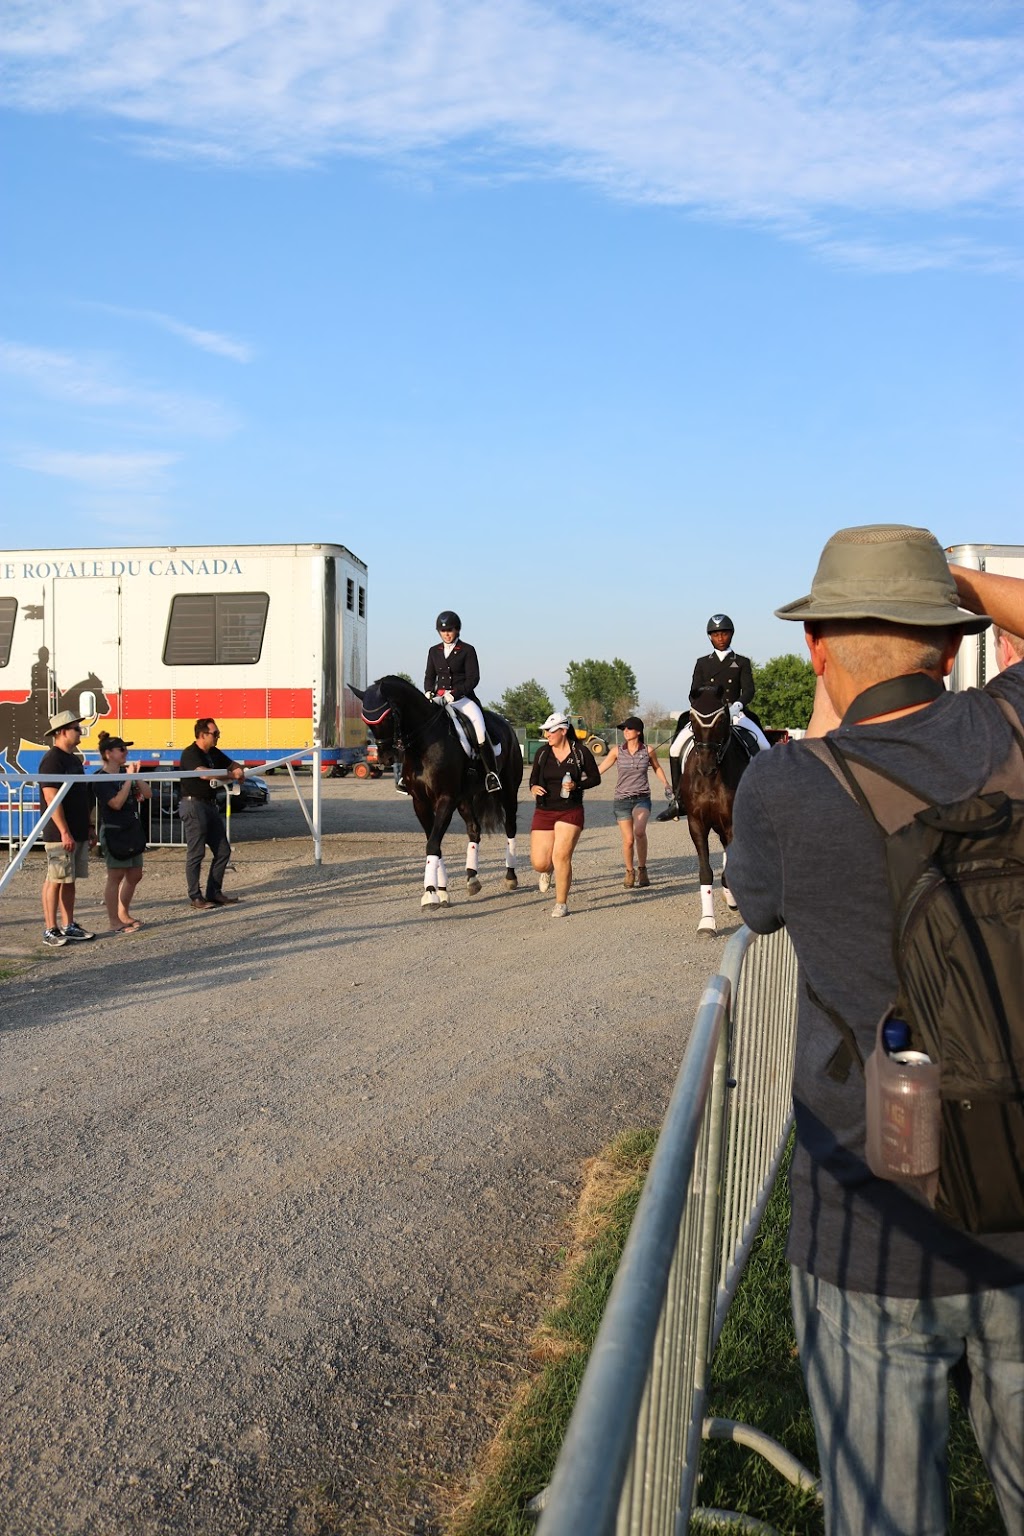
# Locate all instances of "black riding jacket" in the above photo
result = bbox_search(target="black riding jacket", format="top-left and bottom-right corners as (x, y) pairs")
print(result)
(424, 640), (481, 703)
(689, 649), (755, 708)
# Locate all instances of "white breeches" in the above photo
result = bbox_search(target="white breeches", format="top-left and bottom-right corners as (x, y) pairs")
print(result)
(452, 697), (486, 744)
(669, 723), (691, 759)
(734, 712), (771, 751)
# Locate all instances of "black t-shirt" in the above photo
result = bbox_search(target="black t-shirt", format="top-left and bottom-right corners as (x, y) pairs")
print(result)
(38, 746), (93, 843)
(92, 772), (143, 833)
(178, 742), (237, 804)
(728, 664), (1024, 1297)
(529, 742), (601, 809)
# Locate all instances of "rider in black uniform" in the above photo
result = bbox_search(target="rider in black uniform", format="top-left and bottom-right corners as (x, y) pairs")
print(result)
(424, 611), (501, 792)
(666, 613), (770, 802)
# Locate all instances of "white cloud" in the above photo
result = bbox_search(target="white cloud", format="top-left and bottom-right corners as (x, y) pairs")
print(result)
(11, 448), (178, 490)
(0, 0), (1020, 263)
(0, 340), (240, 436)
(90, 303), (254, 362)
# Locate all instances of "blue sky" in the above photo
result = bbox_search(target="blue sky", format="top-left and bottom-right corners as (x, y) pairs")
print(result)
(1, 0), (1021, 714)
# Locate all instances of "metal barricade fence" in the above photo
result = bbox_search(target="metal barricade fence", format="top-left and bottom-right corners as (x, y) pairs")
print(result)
(1, 751), (323, 892)
(536, 925), (804, 1536)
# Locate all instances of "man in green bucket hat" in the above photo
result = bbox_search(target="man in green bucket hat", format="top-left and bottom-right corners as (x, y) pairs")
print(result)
(728, 525), (1024, 1534)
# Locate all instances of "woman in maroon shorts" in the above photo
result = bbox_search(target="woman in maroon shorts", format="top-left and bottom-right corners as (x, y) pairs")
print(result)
(529, 712), (601, 918)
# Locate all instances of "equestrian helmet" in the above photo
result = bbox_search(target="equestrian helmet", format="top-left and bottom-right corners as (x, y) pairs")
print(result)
(436, 610), (462, 633)
(706, 613), (734, 635)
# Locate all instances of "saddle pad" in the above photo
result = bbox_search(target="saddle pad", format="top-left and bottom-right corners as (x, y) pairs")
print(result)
(443, 704), (501, 759)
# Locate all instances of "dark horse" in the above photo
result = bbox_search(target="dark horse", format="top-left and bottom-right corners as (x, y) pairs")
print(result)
(682, 685), (758, 935)
(350, 676), (524, 909)
(1, 673), (111, 772)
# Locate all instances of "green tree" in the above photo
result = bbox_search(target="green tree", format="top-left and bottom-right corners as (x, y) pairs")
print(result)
(487, 679), (554, 724)
(751, 654), (817, 729)
(563, 658), (638, 723)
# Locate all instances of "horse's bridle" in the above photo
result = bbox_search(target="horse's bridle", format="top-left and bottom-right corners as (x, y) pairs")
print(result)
(689, 703), (731, 774)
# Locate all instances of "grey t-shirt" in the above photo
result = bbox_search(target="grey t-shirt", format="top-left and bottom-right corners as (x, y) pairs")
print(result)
(728, 663), (1024, 1297)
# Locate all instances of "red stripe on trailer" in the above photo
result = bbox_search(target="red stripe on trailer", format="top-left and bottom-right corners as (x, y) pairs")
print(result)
(117, 687), (315, 716)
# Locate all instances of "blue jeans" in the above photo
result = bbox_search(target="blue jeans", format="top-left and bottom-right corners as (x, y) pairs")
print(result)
(792, 1267), (1024, 1535)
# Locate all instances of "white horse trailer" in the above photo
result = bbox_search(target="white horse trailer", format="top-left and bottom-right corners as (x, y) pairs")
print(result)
(0, 542), (367, 772)
(946, 544), (1024, 692)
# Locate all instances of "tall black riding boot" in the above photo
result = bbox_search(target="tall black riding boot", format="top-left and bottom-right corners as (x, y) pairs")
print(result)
(479, 738), (502, 793)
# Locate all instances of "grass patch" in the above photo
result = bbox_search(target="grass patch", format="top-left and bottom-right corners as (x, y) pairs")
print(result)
(445, 1128), (657, 1536)
(448, 1131), (999, 1536)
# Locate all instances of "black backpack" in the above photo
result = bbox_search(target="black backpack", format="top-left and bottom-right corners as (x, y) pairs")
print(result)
(807, 690), (1024, 1234)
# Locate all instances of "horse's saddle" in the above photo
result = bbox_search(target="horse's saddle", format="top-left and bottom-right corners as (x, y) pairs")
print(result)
(442, 702), (502, 762)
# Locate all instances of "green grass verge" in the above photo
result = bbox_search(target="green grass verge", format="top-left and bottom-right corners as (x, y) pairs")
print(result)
(449, 1131), (1000, 1536)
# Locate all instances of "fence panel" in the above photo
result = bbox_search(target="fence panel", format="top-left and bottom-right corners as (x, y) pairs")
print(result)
(536, 926), (799, 1536)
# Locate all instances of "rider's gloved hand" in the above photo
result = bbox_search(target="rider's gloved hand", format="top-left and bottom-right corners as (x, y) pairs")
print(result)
(442, 690), (455, 704)
(729, 701), (743, 719)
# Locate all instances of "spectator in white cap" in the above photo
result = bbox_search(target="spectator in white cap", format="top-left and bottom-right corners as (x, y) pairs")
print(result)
(528, 713), (601, 917)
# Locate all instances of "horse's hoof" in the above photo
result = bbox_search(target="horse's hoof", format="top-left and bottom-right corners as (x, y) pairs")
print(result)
(504, 871), (518, 889)
(466, 876), (482, 895)
(437, 889), (450, 906)
(724, 894), (738, 911)
(421, 890), (439, 909)
(697, 917), (718, 935)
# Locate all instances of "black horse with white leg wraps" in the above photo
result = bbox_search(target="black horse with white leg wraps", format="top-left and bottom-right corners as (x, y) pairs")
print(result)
(350, 676), (524, 910)
(683, 684), (760, 936)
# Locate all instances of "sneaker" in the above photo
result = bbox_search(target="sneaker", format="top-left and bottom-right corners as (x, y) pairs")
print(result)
(550, 903), (569, 919)
(538, 871), (551, 893)
(637, 867), (650, 888)
(61, 921), (95, 942)
(42, 927), (67, 948)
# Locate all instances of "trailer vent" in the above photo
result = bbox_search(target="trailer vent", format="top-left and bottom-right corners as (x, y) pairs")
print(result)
(163, 592), (270, 666)
(0, 597), (16, 667)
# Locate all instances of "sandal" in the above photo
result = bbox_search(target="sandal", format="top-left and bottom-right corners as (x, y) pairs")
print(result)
(114, 920), (142, 934)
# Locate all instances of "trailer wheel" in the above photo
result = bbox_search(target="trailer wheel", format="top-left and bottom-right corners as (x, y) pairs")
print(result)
(353, 761), (371, 779)
(589, 736), (607, 756)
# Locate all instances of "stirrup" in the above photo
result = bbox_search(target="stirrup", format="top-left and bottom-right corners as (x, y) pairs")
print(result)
(484, 771), (501, 793)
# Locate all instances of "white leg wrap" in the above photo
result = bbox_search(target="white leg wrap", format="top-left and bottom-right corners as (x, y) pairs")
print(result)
(424, 855), (440, 890)
(700, 884), (715, 919)
(466, 842), (479, 874)
(506, 836), (516, 870)
(436, 856), (448, 890)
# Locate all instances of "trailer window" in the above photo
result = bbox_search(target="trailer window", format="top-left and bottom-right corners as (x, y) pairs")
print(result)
(163, 593), (270, 666)
(346, 578), (354, 612)
(0, 597), (15, 666)
(358, 585), (366, 618)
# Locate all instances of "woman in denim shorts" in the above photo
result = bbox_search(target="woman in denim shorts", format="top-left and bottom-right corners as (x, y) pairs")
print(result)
(598, 716), (670, 888)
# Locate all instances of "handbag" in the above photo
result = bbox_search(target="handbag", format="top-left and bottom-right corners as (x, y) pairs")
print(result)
(104, 814), (147, 860)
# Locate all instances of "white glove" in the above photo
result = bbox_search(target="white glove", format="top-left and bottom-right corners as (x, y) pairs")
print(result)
(424, 690), (434, 700)
(443, 690), (455, 704)
(729, 701), (743, 720)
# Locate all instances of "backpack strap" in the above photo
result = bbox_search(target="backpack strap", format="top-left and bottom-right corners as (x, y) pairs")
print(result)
(803, 737), (928, 834)
(805, 981), (866, 1081)
(986, 694), (1024, 798)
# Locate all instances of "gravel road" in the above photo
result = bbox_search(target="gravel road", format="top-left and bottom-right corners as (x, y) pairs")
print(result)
(0, 774), (739, 1535)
